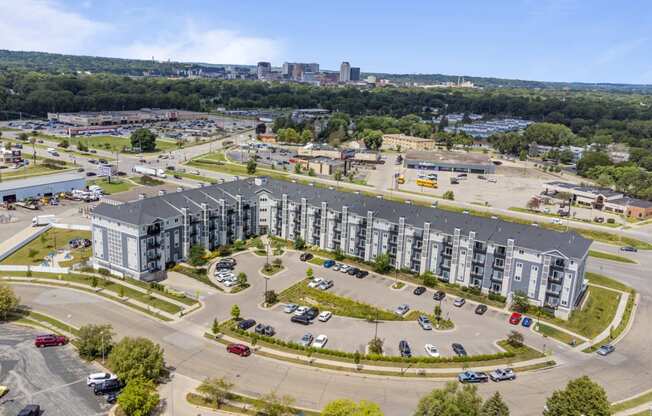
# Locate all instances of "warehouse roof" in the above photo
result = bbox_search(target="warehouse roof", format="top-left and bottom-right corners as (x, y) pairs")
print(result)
(405, 150), (493, 165)
(0, 172), (85, 192)
(94, 177), (591, 258)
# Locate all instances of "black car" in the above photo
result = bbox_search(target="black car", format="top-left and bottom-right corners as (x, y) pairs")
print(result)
(291, 315), (310, 325)
(221, 257), (237, 266)
(94, 378), (123, 395)
(174, 174), (182, 179)
(399, 340), (412, 357)
(620, 246), (638, 252)
(413, 286), (426, 296)
(17, 405), (40, 416)
(107, 391), (121, 404)
(347, 267), (360, 276)
(299, 252), (313, 261)
(216, 261), (233, 270)
(433, 291), (446, 301)
(475, 304), (488, 315)
(355, 270), (369, 279)
(77, 167), (85, 172)
(304, 307), (319, 320)
(98, 159), (108, 164)
(255, 323), (275, 336)
(452, 343), (467, 357)
(237, 319), (256, 330)
(86, 172), (97, 177)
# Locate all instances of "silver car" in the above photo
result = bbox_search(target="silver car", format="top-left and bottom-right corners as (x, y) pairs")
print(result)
(395, 304), (410, 315)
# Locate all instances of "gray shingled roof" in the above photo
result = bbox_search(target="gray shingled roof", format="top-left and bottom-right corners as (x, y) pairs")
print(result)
(93, 177), (591, 258)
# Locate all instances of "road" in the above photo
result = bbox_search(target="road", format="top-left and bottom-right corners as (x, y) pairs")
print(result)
(5, 248), (652, 415)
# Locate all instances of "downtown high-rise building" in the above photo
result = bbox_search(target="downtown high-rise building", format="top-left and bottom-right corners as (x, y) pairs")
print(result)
(257, 62), (271, 79)
(340, 61), (351, 82)
(350, 67), (361, 81)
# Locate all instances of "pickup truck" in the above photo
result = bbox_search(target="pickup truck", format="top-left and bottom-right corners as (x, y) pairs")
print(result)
(458, 371), (489, 383)
(489, 368), (516, 382)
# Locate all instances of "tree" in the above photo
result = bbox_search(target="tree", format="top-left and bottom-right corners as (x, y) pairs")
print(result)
(518, 149), (527, 161)
(306, 267), (314, 279)
(559, 149), (575, 164)
(523, 123), (575, 147)
(254, 391), (296, 416)
(334, 169), (343, 183)
(237, 272), (247, 286)
(443, 190), (455, 200)
(0, 284), (19, 320)
(360, 129), (384, 150)
(415, 382), (483, 416)
(434, 305), (442, 321)
(212, 318), (220, 335)
(188, 245), (207, 266)
(264, 290), (278, 305)
(293, 237), (306, 250)
(230, 304), (241, 320)
(480, 392), (510, 416)
(294, 163), (302, 174)
(506, 330), (524, 348)
(77, 324), (115, 360)
(130, 128), (157, 152)
(107, 337), (165, 383)
(117, 377), (160, 416)
(246, 158), (257, 175)
(543, 376), (610, 416)
(511, 291), (529, 313)
(17, 132), (29, 141)
(300, 129), (313, 144)
(576, 151), (612, 176)
(373, 253), (391, 274)
(422, 272), (438, 288)
(525, 197), (540, 211)
(197, 377), (234, 409)
(368, 337), (384, 354)
(321, 399), (384, 416)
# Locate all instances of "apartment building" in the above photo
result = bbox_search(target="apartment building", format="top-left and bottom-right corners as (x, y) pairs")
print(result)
(382, 134), (436, 151)
(91, 177), (591, 319)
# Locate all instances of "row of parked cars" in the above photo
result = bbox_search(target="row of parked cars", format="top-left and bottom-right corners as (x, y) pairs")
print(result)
(322, 260), (369, 278)
(214, 257), (238, 286)
(458, 368), (516, 383)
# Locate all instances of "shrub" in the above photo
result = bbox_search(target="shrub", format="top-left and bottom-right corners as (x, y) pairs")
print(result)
(507, 330), (524, 348)
(264, 290), (278, 305)
(97, 268), (110, 276)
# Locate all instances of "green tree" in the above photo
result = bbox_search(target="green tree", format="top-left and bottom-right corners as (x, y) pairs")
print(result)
(300, 129), (313, 144)
(294, 163), (302, 174)
(480, 392), (510, 416)
(246, 158), (257, 175)
(360, 129), (384, 150)
(576, 151), (612, 176)
(77, 324), (114, 360)
(188, 245), (207, 266)
(559, 149), (575, 164)
(422, 272), (438, 288)
(518, 149), (527, 161)
(507, 330), (524, 348)
(196, 377), (234, 409)
(434, 305), (442, 321)
(523, 123), (575, 147)
(117, 377), (160, 416)
(368, 337), (384, 354)
(130, 128), (157, 152)
(254, 391), (296, 416)
(511, 291), (529, 313)
(230, 304), (241, 320)
(373, 253), (391, 274)
(107, 337), (165, 383)
(264, 290), (278, 305)
(293, 237), (306, 250)
(414, 382), (483, 416)
(237, 272), (247, 286)
(212, 318), (220, 335)
(334, 169), (343, 183)
(321, 399), (384, 416)
(0, 284), (19, 320)
(443, 190), (455, 200)
(543, 376), (610, 416)
(17, 132), (29, 141)
(306, 267), (314, 279)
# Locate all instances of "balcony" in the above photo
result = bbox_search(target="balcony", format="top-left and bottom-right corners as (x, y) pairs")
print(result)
(472, 254), (486, 264)
(493, 260), (505, 269)
(471, 267), (484, 277)
(551, 259), (566, 270)
(549, 272), (564, 283)
(146, 223), (161, 236)
(491, 272), (503, 282)
(546, 284), (562, 295)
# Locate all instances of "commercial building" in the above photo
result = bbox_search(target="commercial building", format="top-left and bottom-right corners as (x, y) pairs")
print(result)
(256, 62), (271, 79)
(47, 108), (208, 127)
(91, 177), (590, 318)
(0, 172), (86, 203)
(1, 148), (22, 165)
(297, 143), (352, 159)
(404, 150), (496, 174)
(381, 134), (436, 151)
(305, 157), (349, 176)
(340, 62), (351, 83)
(350, 67), (361, 81)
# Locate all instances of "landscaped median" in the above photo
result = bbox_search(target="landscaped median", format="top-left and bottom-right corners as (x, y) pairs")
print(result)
(0, 271), (200, 321)
(8, 308), (80, 337)
(588, 250), (637, 264)
(610, 389), (652, 415)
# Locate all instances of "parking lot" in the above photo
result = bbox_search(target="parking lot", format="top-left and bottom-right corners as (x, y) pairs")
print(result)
(0, 324), (110, 416)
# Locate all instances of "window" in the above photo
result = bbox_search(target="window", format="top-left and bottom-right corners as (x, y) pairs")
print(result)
(518, 249), (525, 255)
(494, 258), (504, 268)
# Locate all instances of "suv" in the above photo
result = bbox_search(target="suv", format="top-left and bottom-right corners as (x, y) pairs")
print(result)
(304, 307), (319, 320)
(226, 343), (251, 357)
(87, 372), (117, 386)
(347, 267), (359, 276)
(475, 304), (488, 315)
(413, 286), (426, 296)
(489, 368), (516, 382)
(237, 319), (256, 330)
(291, 315), (311, 325)
(254, 323), (275, 336)
(433, 291), (446, 301)
(299, 252), (313, 261)
(399, 340), (412, 357)
(323, 259), (335, 268)
(34, 334), (68, 348)
(94, 378), (123, 395)
(17, 405), (40, 416)
(417, 315), (432, 330)
(452, 343), (467, 356)
(355, 270), (369, 279)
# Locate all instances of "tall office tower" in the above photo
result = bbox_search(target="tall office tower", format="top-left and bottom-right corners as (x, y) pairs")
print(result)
(305, 63), (320, 73)
(340, 61), (351, 82)
(257, 62), (271, 79)
(350, 67), (361, 81)
(282, 62), (295, 77)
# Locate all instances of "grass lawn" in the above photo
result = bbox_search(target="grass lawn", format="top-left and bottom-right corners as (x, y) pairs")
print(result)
(8, 309), (80, 336)
(133, 175), (165, 186)
(173, 171), (215, 183)
(42, 134), (177, 153)
(187, 392), (320, 416)
(171, 264), (221, 290)
(1, 229), (91, 265)
(87, 178), (136, 194)
(261, 263), (284, 276)
(551, 286), (621, 339)
(0, 162), (72, 181)
(534, 322), (577, 345)
(589, 250), (637, 264)
(586, 272), (634, 293)
(278, 280), (406, 321)
(508, 207), (620, 229)
(611, 390), (652, 413)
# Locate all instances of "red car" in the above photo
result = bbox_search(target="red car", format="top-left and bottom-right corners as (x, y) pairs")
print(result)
(509, 312), (522, 325)
(226, 343), (251, 357)
(34, 334), (68, 348)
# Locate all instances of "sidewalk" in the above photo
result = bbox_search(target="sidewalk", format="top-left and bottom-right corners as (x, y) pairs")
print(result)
(575, 284), (631, 351)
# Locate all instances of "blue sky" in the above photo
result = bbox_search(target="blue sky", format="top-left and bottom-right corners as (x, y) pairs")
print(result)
(1, 0), (651, 83)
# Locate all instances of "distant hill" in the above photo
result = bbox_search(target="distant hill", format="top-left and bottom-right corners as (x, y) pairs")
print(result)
(2, 49), (651, 93)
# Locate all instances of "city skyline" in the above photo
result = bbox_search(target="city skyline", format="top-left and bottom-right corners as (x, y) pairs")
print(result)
(1, 0), (651, 84)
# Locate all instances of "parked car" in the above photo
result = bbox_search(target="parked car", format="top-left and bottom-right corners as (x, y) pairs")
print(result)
(424, 344), (440, 357)
(254, 323), (275, 337)
(332, 263), (341, 271)
(458, 371), (489, 383)
(294, 306), (308, 316)
(221, 257), (237, 266)
(94, 378), (123, 395)
(355, 270), (369, 279)
(413, 286), (426, 296)
(318, 280), (334, 290)
(237, 319), (256, 330)
(522, 317), (533, 328)
(339, 264), (350, 273)
(312, 334), (328, 348)
(226, 343), (251, 357)
(87, 372), (117, 386)
(596, 344), (616, 356)
(323, 259), (335, 268)
(318, 311), (332, 322)
(509, 312), (522, 325)
(77, 167), (85, 172)
(299, 333), (314, 347)
(106, 391), (121, 404)
(490, 368), (516, 382)
(453, 298), (466, 307)
(475, 304), (488, 315)
(433, 291), (446, 301)
(305, 307), (319, 320)
(452, 343), (467, 356)
(418, 315), (432, 330)
(86, 172), (97, 177)
(299, 252), (313, 261)
(17, 405), (41, 416)
(308, 277), (324, 288)
(620, 246), (637, 252)
(291, 315), (311, 325)
(216, 261), (233, 270)
(399, 340), (412, 357)
(34, 334), (68, 348)
(394, 304), (410, 315)
(283, 303), (298, 314)
(347, 267), (360, 276)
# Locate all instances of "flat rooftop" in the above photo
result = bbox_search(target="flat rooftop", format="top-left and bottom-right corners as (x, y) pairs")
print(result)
(405, 150), (493, 165)
(0, 172), (85, 192)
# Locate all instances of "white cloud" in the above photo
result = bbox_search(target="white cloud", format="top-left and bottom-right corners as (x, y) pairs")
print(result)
(118, 22), (283, 64)
(0, 0), (109, 54)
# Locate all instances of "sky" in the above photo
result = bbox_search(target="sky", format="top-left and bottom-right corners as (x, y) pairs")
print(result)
(1, 0), (651, 84)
